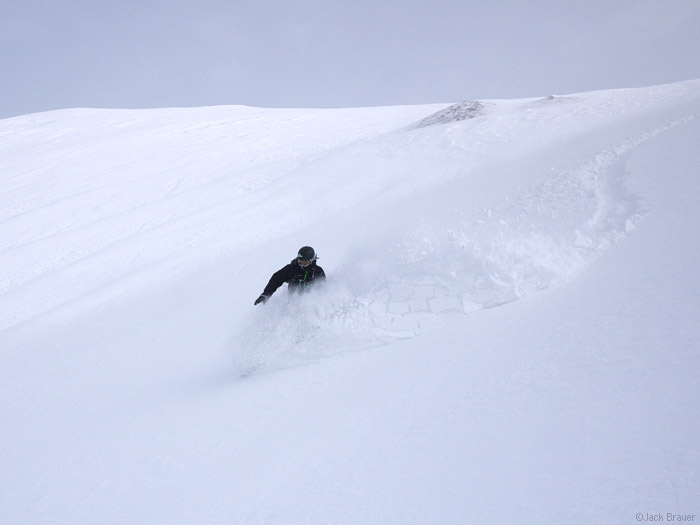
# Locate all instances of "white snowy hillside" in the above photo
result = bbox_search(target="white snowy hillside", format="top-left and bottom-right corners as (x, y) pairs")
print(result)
(2, 80), (700, 524)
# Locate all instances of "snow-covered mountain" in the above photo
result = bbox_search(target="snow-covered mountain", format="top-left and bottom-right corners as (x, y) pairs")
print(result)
(2, 80), (699, 524)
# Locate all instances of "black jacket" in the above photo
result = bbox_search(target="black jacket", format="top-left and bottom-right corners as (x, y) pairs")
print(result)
(262, 260), (326, 298)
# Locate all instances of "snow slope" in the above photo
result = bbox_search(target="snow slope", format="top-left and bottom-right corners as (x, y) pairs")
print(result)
(1, 81), (699, 524)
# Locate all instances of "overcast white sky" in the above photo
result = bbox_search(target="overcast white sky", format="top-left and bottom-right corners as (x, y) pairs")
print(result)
(2, 0), (699, 119)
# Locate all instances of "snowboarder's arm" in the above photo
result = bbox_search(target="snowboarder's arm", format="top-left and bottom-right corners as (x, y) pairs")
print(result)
(262, 264), (294, 298)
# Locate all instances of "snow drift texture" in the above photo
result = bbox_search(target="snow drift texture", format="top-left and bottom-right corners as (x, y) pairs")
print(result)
(1, 80), (699, 524)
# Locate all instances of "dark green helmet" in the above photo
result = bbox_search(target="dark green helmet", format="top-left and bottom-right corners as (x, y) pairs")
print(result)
(297, 246), (316, 267)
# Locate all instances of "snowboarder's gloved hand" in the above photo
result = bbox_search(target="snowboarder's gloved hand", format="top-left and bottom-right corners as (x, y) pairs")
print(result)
(254, 294), (269, 305)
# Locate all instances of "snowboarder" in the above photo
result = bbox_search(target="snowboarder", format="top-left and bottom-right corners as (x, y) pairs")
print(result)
(254, 246), (326, 305)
